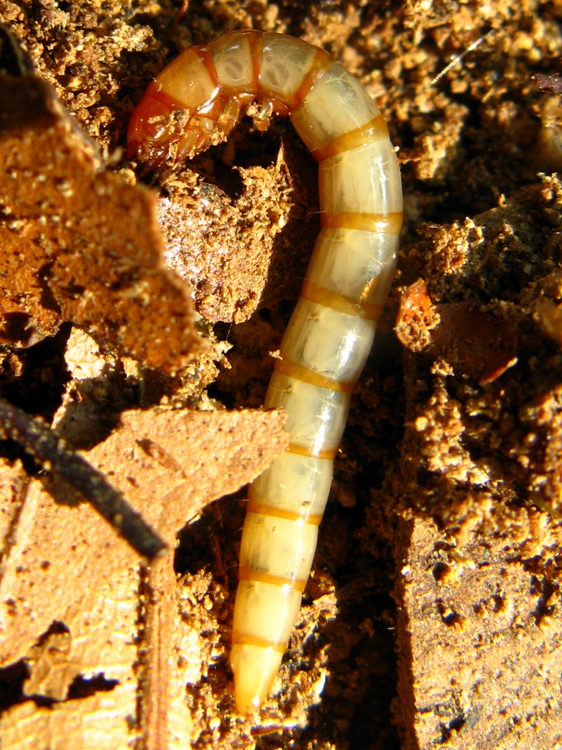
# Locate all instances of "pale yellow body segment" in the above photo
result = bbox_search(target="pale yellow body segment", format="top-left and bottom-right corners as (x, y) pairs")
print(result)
(128, 29), (403, 716)
(226, 37), (403, 713)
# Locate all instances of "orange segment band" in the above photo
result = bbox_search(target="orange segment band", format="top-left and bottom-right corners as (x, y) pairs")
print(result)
(194, 46), (221, 88)
(291, 48), (334, 108)
(246, 500), (323, 525)
(274, 356), (355, 393)
(231, 631), (288, 652)
(248, 30), (264, 94)
(144, 82), (187, 112)
(238, 565), (308, 593)
(321, 211), (403, 235)
(311, 114), (389, 161)
(286, 442), (338, 460)
(301, 279), (384, 321)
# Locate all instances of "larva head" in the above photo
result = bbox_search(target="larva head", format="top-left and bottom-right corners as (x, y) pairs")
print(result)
(127, 86), (247, 170)
(128, 47), (231, 170)
(128, 88), (227, 169)
(127, 88), (185, 169)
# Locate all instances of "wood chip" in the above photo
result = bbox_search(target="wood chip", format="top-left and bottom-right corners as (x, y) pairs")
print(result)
(395, 516), (562, 749)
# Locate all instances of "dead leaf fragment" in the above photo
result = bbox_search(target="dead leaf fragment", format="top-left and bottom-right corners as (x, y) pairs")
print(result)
(0, 74), (199, 372)
(396, 279), (518, 383)
(141, 553), (177, 750)
(1, 684), (138, 750)
(0, 405), (288, 748)
(0, 398), (166, 559)
(0, 456), (28, 552)
(0, 406), (288, 674)
(23, 624), (72, 700)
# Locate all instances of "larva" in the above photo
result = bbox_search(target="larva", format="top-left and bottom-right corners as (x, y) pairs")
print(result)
(128, 30), (403, 715)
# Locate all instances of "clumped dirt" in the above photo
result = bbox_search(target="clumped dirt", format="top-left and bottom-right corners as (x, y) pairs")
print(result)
(0, 1), (561, 749)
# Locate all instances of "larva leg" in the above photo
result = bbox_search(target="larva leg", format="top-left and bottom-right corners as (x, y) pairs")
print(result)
(127, 30), (403, 716)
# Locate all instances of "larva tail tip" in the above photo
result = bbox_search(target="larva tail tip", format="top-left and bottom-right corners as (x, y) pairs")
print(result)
(230, 643), (284, 715)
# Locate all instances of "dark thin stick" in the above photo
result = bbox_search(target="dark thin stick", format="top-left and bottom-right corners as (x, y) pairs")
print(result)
(0, 399), (166, 560)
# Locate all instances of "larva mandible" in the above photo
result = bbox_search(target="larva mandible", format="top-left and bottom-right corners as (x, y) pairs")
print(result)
(128, 29), (403, 715)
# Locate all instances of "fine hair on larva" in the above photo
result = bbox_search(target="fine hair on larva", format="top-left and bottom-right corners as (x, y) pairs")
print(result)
(128, 29), (403, 715)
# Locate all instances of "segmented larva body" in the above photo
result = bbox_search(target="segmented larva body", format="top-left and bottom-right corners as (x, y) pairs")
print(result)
(128, 30), (403, 715)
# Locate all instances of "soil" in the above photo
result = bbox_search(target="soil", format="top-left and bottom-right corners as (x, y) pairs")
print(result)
(0, 1), (561, 749)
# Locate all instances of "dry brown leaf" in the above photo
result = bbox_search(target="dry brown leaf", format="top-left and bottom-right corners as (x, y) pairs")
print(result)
(0, 406), (287, 665)
(1, 684), (139, 750)
(396, 279), (518, 384)
(0, 74), (199, 372)
(0, 406), (287, 748)
(0, 456), (28, 552)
